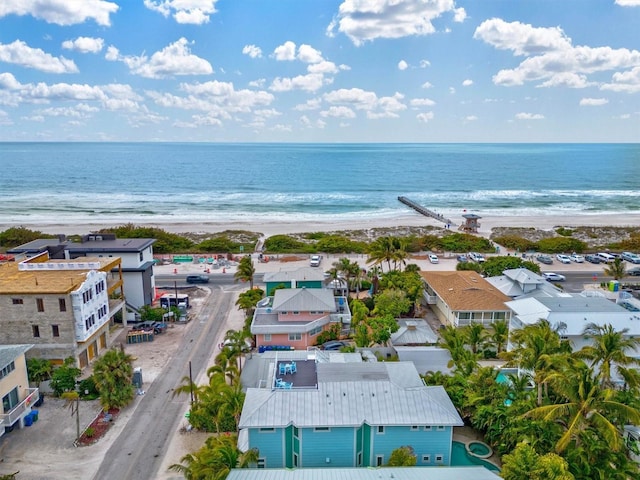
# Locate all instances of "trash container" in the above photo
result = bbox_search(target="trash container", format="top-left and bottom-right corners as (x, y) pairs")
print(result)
(133, 367), (143, 389)
(24, 413), (33, 427)
(31, 409), (39, 422)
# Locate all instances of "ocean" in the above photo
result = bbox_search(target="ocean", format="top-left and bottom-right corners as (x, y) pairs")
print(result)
(0, 142), (639, 227)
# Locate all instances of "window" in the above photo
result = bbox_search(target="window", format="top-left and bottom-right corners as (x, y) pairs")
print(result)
(263, 334), (271, 341)
(435, 455), (444, 464)
(139, 252), (144, 261)
(293, 426), (299, 438)
(95, 281), (105, 294)
(32, 325), (40, 338)
(2, 387), (19, 412)
(458, 312), (471, 320)
(0, 361), (15, 379)
(410, 425), (419, 431)
(309, 326), (322, 336)
(314, 427), (330, 432)
(12, 298), (23, 305)
(437, 425), (445, 431)
(85, 314), (96, 330)
(257, 458), (265, 469)
(293, 453), (299, 467)
(288, 333), (302, 341)
(422, 454), (431, 463)
(36, 298), (44, 312)
(376, 426), (385, 434)
(52, 325), (60, 337)
(424, 426), (432, 431)
(376, 455), (384, 466)
(259, 428), (275, 433)
(293, 311), (300, 315)
(59, 298), (66, 312)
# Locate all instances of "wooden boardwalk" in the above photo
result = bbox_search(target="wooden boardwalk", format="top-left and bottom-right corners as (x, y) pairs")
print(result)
(398, 196), (454, 226)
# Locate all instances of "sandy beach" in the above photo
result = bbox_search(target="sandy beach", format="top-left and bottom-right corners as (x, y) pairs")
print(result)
(7, 212), (640, 239)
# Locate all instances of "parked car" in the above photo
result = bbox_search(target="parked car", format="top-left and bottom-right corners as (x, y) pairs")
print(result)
(132, 321), (165, 334)
(585, 254), (601, 264)
(468, 252), (486, 263)
(543, 272), (566, 282)
(569, 254), (585, 263)
(321, 340), (347, 351)
(456, 255), (468, 263)
(536, 254), (553, 265)
(186, 274), (209, 284)
(622, 252), (640, 264)
(597, 252), (616, 263)
(556, 254), (571, 264)
(310, 255), (322, 267)
(628, 267), (640, 276)
(428, 253), (439, 264)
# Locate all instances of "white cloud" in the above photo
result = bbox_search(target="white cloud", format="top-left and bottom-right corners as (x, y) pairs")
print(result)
(273, 41), (296, 61)
(474, 18), (572, 56)
(368, 92), (406, 119)
(0, 109), (12, 125)
(462, 79), (473, 86)
(398, 60), (408, 71)
(248, 78), (266, 88)
(143, 0), (219, 25)
(107, 38), (213, 79)
(410, 98), (436, 107)
(36, 103), (99, 118)
(420, 59), (431, 68)
(416, 112), (434, 123)
(242, 45), (262, 59)
(0, 0), (119, 26)
(515, 112), (544, 120)
(270, 73), (326, 93)
(421, 81), (433, 89)
(294, 98), (322, 111)
(601, 66), (640, 93)
(297, 44), (323, 64)
(324, 88), (378, 110)
(579, 97), (609, 106)
(475, 18), (640, 89)
(62, 37), (104, 54)
(453, 7), (467, 22)
(616, 0), (640, 6)
(449, 87), (456, 94)
(307, 61), (338, 75)
(0, 40), (78, 73)
(327, 0), (466, 46)
(320, 106), (356, 119)
(465, 115), (478, 121)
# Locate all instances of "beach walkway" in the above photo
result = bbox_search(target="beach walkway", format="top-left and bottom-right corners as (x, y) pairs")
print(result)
(398, 196), (454, 226)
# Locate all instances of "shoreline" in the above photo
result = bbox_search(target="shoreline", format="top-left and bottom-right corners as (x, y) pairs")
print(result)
(4, 213), (640, 238)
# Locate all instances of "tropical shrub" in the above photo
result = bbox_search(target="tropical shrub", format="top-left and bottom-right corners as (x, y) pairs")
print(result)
(315, 235), (367, 253)
(98, 224), (194, 253)
(50, 357), (81, 396)
(492, 234), (537, 252)
(0, 227), (55, 248)
(263, 235), (309, 253)
(535, 237), (586, 253)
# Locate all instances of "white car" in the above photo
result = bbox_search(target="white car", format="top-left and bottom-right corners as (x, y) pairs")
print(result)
(468, 252), (486, 263)
(569, 254), (584, 263)
(622, 251), (640, 264)
(543, 272), (566, 282)
(428, 253), (439, 264)
(556, 254), (571, 264)
(310, 255), (321, 267)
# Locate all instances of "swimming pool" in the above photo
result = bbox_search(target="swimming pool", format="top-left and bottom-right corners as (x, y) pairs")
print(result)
(451, 441), (500, 472)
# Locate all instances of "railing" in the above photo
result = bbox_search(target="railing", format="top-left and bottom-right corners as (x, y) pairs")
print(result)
(423, 291), (437, 304)
(0, 388), (39, 426)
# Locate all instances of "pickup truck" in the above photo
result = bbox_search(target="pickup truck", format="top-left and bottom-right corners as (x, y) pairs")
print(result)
(310, 255), (322, 267)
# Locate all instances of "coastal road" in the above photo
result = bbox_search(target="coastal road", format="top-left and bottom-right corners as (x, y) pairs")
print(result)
(155, 273), (265, 288)
(92, 284), (238, 480)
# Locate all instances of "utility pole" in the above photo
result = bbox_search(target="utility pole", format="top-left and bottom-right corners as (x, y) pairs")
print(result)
(188, 360), (194, 407)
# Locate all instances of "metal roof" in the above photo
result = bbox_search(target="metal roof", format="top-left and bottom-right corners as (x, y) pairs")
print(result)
(0, 344), (33, 369)
(226, 466), (501, 480)
(239, 361), (462, 429)
(391, 320), (438, 346)
(264, 267), (326, 283)
(272, 288), (337, 312)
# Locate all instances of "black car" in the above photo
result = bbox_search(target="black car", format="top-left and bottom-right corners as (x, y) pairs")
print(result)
(585, 254), (601, 264)
(134, 321), (165, 334)
(186, 274), (209, 284)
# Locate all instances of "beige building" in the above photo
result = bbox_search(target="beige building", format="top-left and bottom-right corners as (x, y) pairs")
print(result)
(420, 270), (511, 327)
(0, 252), (125, 368)
(1, 344), (39, 437)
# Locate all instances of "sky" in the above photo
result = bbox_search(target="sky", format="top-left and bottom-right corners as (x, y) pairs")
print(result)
(0, 0), (639, 143)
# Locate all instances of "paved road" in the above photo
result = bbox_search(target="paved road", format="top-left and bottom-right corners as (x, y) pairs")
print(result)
(92, 284), (237, 480)
(156, 273), (265, 288)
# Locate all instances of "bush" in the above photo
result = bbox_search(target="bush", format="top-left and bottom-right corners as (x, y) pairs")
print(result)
(315, 235), (367, 254)
(263, 235), (309, 253)
(78, 376), (99, 399)
(555, 227), (574, 237)
(492, 235), (537, 252)
(100, 224), (194, 254)
(196, 236), (240, 253)
(84, 427), (95, 438)
(437, 233), (494, 253)
(0, 227), (55, 248)
(50, 358), (81, 397)
(536, 237), (586, 253)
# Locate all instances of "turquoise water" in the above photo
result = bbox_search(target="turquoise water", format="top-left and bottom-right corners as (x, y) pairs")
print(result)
(0, 142), (639, 226)
(451, 441), (500, 472)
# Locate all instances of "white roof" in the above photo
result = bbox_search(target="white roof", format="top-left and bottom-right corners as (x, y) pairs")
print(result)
(264, 267), (326, 283)
(239, 362), (462, 429)
(272, 288), (336, 312)
(227, 467), (501, 480)
(391, 319), (438, 345)
(486, 268), (569, 299)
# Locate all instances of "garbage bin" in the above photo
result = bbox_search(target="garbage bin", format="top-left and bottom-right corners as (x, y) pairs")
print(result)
(24, 413), (33, 427)
(132, 367), (143, 389)
(31, 409), (39, 422)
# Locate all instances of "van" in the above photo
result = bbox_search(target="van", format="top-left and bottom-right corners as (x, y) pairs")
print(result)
(597, 252), (616, 263)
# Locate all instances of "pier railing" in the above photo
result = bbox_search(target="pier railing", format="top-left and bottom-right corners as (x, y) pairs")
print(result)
(398, 196), (454, 225)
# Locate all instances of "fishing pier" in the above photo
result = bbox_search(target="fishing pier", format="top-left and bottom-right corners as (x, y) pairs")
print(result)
(397, 196), (454, 226)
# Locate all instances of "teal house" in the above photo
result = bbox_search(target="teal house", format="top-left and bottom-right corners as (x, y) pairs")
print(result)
(263, 267), (326, 296)
(238, 360), (463, 469)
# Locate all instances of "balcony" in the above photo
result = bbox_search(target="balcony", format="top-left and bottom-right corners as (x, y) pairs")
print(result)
(423, 291), (437, 305)
(0, 388), (39, 427)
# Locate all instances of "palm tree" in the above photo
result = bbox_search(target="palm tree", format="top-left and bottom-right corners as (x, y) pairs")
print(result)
(390, 237), (410, 271)
(575, 322), (640, 388)
(235, 288), (264, 318)
(223, 329), (252, 373)
(234, 255), (256, 289)
(604, 257), (627, 280)
(525, 358), (640, 453)
(488, 319), (509, 355)
(505, 319), (569, 406)
(334, 257), (353, 290)
(92, 347), (135, 410)
(463, 322), (486, 355)
(367, 236), (395, 272)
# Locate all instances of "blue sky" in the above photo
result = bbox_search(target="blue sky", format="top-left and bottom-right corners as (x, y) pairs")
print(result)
(0, 0), (639, 142)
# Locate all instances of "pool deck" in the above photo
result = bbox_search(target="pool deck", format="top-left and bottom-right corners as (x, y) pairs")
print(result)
(453, 426), (502, 468)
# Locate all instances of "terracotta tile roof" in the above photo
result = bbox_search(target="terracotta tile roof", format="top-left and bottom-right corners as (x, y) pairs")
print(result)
(420, 270), (511, 312)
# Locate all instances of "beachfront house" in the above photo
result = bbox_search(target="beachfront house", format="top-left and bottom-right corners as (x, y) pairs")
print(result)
(485, 268), (569, 299)
(420, 271), (511, 327)
(0, 252), (125, 369)
(238, 359), (463, 468)
(251, 287), (351, 350)
(1, 344), (39, 437)
(8, 233), (156, 311)
(263, 267), (326, 295)
(506, 294), (640, 368)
